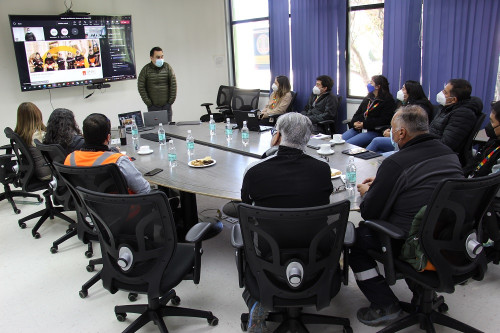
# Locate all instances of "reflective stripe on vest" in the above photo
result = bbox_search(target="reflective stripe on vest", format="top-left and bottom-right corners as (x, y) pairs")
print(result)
(354, 267), (379, 281)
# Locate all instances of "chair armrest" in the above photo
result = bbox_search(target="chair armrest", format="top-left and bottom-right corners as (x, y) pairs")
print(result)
(319, 119), (335, 125)
(231, 224), (243, 248)
(342, 119), (351, 124)
(215, 106), (230, 110)
(343, 221), (356, 246)
(374, 125), (389, 132)
(364, 219), (406, 240)
(185, 222), (213, 243)
(231, 224), (245, 287)
(200, 103), (213, 107)
(0, 154), (15, 161)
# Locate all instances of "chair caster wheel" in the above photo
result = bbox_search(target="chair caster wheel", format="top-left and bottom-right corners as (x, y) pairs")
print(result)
(19, 222), (26, 229)
(171, 296), (181, 305)
(438, 303), (448, 313)
(86, 264), (94, 272)
(343, 326), (353, 333)
(50, 246), (58, 254)
(66, 228), (73, 234)
(33, 232), (40, 239)
(84, 250), (93, 258)
(116, 313), (127, 322)
(15, 208), (21, 214)
(208, 316), (219, 326)
(38, 197), (43, 203)
(128, 293), (138, 302)
(79, 290), (88, 298)
(241, 321), (248, 331)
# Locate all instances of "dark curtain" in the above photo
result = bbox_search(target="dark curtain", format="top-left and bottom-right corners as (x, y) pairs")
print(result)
(382, 0), (422, 97)
(290, 0), (347, 132)
(421, 0), (500, 111)
(269, 0), (290, 86)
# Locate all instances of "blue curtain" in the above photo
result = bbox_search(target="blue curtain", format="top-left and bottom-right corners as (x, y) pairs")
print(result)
(269, 0), (290, 87)
(383, 0), (422, 97)
(421, 0), (500, 111)
(290, 0), (347, 132)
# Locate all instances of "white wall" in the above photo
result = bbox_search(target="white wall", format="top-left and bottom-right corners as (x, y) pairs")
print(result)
(0, 0), (229, 146)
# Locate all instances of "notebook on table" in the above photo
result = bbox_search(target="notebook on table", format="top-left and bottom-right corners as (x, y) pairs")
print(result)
(233, 110), (273, 132)
(117, 111), (154, 133)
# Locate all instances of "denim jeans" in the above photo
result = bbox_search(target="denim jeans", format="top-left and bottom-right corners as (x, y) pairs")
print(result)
(342, 128), (381, 147)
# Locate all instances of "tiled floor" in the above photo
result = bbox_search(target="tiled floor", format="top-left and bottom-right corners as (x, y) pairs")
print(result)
(1, 193), (499, 332)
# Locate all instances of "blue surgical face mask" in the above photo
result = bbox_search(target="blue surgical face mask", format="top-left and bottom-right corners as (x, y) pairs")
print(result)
(390, 128), (399, 151)
(367, 83), (375, 93)
(155, 59), (164, 67)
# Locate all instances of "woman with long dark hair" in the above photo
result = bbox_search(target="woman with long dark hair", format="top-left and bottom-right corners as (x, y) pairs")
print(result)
(43, 108), (84, 154)
(366, 80), (434, 153)
(14, 102), (51, 180)
(342, 75), (396, 147)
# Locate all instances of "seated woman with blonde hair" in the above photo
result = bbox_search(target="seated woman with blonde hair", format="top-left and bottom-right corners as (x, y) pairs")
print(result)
(14, 102), (51, 180)
(259, 75), (292, 125)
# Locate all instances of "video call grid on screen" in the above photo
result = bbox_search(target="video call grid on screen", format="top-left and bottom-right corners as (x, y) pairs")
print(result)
(9, 15), (137, 92)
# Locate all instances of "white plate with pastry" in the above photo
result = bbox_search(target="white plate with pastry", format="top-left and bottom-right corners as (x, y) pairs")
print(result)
(330, 168), (342, 179)
(188, 157), (216, 168)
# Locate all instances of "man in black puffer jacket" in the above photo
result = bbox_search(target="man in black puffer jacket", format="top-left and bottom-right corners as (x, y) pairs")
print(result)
(429, 78), (483, 165)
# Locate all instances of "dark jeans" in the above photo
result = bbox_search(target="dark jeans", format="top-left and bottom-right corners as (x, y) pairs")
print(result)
(148, 103), (172, 122)
(349, 224), (401, 308)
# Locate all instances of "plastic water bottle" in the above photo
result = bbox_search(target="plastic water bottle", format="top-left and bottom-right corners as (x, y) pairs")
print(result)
(209, 115), (216, 136)
(131, 119), (139, 151)
(168, 140), (177, 167)
(241, 120), (249, 146)
(158, 123), (166, 145)
(225, 118), (233, 141)
(186, 130), (195, 159)
(346, 156), (357, 196)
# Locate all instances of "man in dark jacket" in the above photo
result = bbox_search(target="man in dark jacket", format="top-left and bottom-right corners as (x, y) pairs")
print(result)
(301, 75), (338, 133)
(241, 112), (334, 332)
(137, 46), (177, 122)
(350, 105), (464, 327)
(430, 79), (483, 165)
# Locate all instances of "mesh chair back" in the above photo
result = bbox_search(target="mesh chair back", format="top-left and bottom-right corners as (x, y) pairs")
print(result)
(4, 127), (48, 191)
(35, 140), (73, 209)
(232, 88), (260, 112)
(419, 172), (500, 292)
(285, 91), (297, 113)
(462, 112), (486, 171)
(216, 85), (235, 108)
(77, 188), (177, 298)
(54, 161), (129, 242)
(237, 201), (350, 310)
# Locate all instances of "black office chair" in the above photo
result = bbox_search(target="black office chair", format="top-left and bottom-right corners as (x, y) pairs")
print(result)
(54, 161), (131, 298)
(266, 90), (297, 125)
(462, 113), (486, 175)
(5, 127), (72, 238)
(77, 188), (219, 333)
(0, 152), (42, 214)
(35, 140), (77, 253)
(362, 173), (500, 333)
(318, 95), (342, 137)
(232, 202), (352, 333)
(231, 88), (261, 117)
(200, 85), (234, 122)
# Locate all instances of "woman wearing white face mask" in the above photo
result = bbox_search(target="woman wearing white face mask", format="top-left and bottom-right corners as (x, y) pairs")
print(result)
(259, 76), (292, 124)
(366, 80), (433, 153)
(342, 75), (396, 147)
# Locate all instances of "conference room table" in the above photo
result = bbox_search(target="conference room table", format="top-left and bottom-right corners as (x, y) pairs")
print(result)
(119, 122), (384, 236)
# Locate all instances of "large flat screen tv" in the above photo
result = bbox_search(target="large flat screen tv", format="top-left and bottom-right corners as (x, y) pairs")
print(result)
(9, 14), (137, 92)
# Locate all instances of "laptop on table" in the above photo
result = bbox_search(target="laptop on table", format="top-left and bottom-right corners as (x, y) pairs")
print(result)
(143, 110), (169, 127)
(233, 110), (273, 132)
(118, 111), (154, 133)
